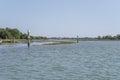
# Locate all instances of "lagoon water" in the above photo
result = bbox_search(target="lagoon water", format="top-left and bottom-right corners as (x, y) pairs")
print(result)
(0, 41), (120, 80)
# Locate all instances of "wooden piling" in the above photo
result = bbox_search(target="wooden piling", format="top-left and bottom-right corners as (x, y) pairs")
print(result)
(0, 40), (2, 44)
(27, 30), (30, 47)
(77, 35), (79, 43)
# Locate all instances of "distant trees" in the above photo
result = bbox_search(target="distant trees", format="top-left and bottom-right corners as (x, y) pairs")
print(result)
(116, 34), (120, 39)
(97, 34), (120, 40)
(20, 33), (27, 39)
(0, 28), (21, 39)
(0, 27), (47, 40)
(32, 36), (47, 40)
(1, 27), (120, 41)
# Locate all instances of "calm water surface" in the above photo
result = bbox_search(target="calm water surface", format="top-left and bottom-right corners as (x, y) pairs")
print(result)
(0, 41), (120, 80)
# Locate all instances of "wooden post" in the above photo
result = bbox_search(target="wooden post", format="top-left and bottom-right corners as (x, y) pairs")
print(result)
(0, 40), (2, 44)
(77, 35), (79, 43)
(13, 37), (15, 43)
(27, 30), (30, 47)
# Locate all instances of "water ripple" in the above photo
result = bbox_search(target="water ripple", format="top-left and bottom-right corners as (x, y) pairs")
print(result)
(0, 41), (120, 80)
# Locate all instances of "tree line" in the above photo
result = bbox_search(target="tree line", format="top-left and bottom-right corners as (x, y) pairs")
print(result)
(97, 35), (120, 40)
(0, 27), (120, 40)
(0, 27), (47, 39)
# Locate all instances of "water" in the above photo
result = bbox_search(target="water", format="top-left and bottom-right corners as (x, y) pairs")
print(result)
(0, 41), (120, 80)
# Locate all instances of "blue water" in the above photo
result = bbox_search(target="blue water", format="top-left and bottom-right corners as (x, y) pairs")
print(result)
(0, 41), (120, 80)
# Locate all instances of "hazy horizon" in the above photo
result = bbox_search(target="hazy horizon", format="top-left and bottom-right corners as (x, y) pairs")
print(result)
(0, 0), (120, 37)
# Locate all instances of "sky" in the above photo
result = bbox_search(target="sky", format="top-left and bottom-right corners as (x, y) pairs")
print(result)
(0, 0), (120, 37)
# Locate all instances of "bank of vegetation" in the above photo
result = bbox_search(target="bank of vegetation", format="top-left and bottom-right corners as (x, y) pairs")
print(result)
(97, 35), (120, 40)
(50, 35), (120, 41)
(43, 41), (75, 45)
(0, 27), (47, 43)
(1, 27), (120, 44)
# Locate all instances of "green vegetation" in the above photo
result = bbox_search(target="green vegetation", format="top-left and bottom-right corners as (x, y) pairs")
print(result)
(0, 27), (21, 39)
(97, 35), (120, 40)
(43, 41), (75, 45)
(0, 27), (47, 43)
(1, 27), (120, 44)
(32, 36), (47, 40)
(54, 34), (120, 41)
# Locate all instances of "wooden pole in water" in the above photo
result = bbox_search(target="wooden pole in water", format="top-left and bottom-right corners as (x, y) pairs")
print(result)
(13, 37), (15, 43)
(77, 35), (79, 43)
(0, 39), (2, 44)
(27, 30), (30, 47)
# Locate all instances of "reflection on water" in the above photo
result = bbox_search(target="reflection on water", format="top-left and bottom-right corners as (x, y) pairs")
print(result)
(0, 41), (120, 80)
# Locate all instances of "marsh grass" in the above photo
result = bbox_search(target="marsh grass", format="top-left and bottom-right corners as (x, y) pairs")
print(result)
(43, 41), (75, 45)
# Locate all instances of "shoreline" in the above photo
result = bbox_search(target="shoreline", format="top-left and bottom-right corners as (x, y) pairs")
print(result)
(0, 39), (120, 46)
(43, 41), (75, 45)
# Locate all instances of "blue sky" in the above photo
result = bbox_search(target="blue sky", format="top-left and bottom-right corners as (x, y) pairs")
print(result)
(0, 0), (120, 37)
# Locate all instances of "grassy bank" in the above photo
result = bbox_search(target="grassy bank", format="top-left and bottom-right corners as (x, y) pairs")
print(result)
(43, 41), (75, 45)
(0, 39), (49, 45)
(0, 39), (27, 44)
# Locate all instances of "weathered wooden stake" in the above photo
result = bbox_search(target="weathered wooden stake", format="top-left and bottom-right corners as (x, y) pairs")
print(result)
(77, 35), (79, 43)
(0, 40), (2, 44)
(13, 37), (15, 43)
(27, 30), (30, 47)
